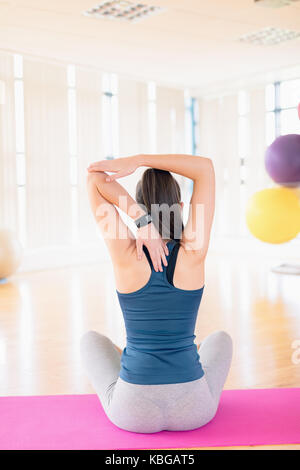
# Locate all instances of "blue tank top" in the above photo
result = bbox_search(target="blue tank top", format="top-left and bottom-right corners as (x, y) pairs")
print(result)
(116, 240), (205, 385)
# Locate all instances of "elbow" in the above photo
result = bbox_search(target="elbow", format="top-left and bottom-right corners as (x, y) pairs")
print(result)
(194, 156), (214, 179)
(86, 171), (106, 188)
(203, 157), (214, 169)
(206, 158), (215, 176)
(86, 172), (97, 191)
(86, 171), (94, 185)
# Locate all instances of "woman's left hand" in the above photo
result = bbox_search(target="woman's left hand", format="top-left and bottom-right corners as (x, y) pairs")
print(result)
(88, 156), (169, 270)
(88, 157), (139, 182)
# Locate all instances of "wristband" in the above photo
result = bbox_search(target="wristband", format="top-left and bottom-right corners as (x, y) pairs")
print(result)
(134, 213), (152, 229)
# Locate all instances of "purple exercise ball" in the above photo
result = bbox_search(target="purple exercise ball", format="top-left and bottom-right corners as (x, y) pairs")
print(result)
(265, 134), (300, 187)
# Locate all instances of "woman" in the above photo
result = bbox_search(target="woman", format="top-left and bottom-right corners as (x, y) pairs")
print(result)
(81, 153), (232, 433)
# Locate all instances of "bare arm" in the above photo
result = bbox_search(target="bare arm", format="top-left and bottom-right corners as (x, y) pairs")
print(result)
(89, 154), (215, 260)
(137, 154), (215, 257)
(88, 170), (146, 223)
(89, 154), (215, 259)
(89, 154), (212, 182)
(86, 172), (135, 266)
(87, 171), (168, 271)
(138, 154), (213, 182)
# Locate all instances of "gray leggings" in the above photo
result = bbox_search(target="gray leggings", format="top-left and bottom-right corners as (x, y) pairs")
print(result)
(80, 330), (233, 433)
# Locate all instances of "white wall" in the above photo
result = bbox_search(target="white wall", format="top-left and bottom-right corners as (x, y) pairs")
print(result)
(0, 52), (188, 271)
(1, 50), (299, 273)
(0, 52), (18, 231)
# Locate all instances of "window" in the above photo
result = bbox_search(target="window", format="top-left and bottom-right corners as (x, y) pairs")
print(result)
(238, 90), (250, 186)
(67, 65), (78, 185)
(147, 81), (157, 153)
(67, 65), (79, 244)
(13, 54), (26, 246)
(102, 73), (119, 159)
(14, 55), (25, 186)
(184, 91), (199, 155)
(238, 90), (250, 236)
(265, 78), (300, 142)
(265, 78), (300, 240)
(184, 91), (200, 197)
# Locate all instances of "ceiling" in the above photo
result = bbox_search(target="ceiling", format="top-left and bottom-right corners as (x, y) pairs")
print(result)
(0, 0), (300, 92)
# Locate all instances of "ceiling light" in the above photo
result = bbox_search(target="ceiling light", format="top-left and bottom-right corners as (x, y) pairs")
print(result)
(254, 0), (300, 7)
(238, 26), (300, 45)
(83, 1), (165, 23)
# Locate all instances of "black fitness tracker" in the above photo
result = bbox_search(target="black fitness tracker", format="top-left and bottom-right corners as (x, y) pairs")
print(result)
(134, 213), (153, 229)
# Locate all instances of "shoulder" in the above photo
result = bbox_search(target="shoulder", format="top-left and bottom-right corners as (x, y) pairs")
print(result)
(179, 240), (206, 264)
(111, 240), (138, 268)
(112, 244), (153, 293)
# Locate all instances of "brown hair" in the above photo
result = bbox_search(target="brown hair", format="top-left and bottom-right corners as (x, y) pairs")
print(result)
(136, 168), (184, 242)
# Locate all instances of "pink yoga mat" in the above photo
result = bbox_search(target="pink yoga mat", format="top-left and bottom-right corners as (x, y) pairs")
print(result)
(0, 388), (299, 450)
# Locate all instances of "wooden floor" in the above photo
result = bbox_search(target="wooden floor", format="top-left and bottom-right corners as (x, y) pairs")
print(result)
(1, 249), (300, 450)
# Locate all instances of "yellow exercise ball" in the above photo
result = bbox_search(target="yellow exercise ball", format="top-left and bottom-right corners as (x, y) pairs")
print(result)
(0, 229), (23, 279)
(246, 187), (300, 244)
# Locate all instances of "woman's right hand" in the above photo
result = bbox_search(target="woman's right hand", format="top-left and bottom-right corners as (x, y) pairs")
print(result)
(88, 156), (139, 181)
(136, 222), (169, 272)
